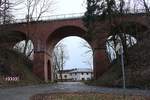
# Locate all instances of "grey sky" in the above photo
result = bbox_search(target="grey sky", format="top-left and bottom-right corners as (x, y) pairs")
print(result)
(57, 36), (93, 69)
(55, 0), (86, 15)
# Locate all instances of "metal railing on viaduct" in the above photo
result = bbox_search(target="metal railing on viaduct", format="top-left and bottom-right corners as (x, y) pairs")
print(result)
(0, 9), (148, 25)
(0, 13), (84, 25)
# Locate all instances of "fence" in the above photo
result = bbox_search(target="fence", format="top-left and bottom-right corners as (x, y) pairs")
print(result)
(0, 9), (148, 25)
(0, 13), (84, 24)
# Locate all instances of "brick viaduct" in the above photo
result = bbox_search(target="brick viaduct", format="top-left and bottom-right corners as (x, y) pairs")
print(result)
(0, 13), (149, 82)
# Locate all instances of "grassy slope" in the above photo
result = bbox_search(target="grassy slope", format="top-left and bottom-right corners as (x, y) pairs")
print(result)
(87, 33), (150, 89)
(0, 48), (42, 86)
(86, 60), (122, 87)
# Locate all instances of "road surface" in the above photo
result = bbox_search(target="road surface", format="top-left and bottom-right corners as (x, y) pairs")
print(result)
(0, 82), (150, 100)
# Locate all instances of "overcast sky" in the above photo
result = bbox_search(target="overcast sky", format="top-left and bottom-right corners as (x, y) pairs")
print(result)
(54, 0), (86, 15)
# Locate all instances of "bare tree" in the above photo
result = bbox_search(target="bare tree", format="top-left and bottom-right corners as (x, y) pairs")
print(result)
(141, 0), (149, 13)
(0, 0), (13, 24)
(22, 0), (54, 57)
(25, 0), (54, 21)
(52, 42), (68, 81)
(14, 40), (34, 60)
(0, 0), (24, 24)
(80, 40), (93, 69)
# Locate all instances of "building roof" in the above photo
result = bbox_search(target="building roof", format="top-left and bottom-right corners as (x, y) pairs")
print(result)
(69, 68), (93, 73)
(57, 68), (93, 74)
(57, 69), (75, 73)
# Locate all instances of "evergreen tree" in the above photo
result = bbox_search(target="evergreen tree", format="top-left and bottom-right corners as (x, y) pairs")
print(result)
(83, 0), (99, 41)
(83, 0), (118, 40)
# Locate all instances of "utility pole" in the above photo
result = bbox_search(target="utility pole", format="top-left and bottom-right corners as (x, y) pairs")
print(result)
(116, 41), (126, 89)
(120, 46), (126, 89)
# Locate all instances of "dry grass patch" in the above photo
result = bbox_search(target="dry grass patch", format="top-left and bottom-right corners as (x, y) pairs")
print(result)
(30, 93), (150, 100)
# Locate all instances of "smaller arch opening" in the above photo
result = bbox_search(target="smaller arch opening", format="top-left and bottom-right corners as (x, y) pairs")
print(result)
(103, 21), (149, 88)
(106, 33), (137, 62)
(107, 21), (147, 62)
(13, 40), (34, 60)
(0, 31), (37, 82)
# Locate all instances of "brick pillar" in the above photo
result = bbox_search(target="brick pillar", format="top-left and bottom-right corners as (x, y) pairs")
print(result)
(93, 36), (110, 79)
(33, 51), (48, 82)
(33, 40), (50, 82)
(93, 49), (110, 79)
(33, 50), (53, 82)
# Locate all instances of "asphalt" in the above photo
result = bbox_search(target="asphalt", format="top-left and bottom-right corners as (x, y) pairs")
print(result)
(0, 82), (150, 100)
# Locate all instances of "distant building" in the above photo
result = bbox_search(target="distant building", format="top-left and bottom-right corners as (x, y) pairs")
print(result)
(57, 68), (93, 81)
(56, 69), (74, 81)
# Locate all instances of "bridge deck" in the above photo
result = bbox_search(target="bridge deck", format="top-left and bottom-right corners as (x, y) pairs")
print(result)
(0, 9), (148, 25)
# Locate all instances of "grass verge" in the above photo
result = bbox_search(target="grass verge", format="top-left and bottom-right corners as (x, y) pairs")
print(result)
(30, 93), (150, 100)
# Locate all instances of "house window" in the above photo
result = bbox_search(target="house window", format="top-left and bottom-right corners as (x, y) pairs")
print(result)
(64, 75), (67, 78)
(82, 78), (85, 80)
(87, 78), (90, 80)
(86, 73), (88, 75)
(81, 73), (83, 75)
(75, 73), (77, 75)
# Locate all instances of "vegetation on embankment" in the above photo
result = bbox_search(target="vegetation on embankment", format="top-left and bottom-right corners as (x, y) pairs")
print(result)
(86, 33), (150, 89)
(0, 48), (42, 87)
(85, 60), (122, 87)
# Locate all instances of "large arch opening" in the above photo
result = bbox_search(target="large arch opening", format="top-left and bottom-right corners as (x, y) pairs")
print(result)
(46, 26), (94, 82)
(52, 36), (93, 81)
(13, 40), (34, 60)
(0, 31), (27, 48)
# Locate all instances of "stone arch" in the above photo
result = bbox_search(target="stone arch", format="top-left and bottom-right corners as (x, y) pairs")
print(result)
(46, 25), (89, 52)
(114, 14), (150, 29)
(45, 25), (96, 81)
(104, 20), (148, 68)
(111, 21), (148, 41)
(1, 30), (35, 43)
(113, 21), (148, 33)
(4, 31), (35, 54)
(0, 31), (27, 48)
(0, 30), (35, 62)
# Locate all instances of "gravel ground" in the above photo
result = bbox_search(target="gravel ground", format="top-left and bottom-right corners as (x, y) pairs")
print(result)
(0, 82), (150, 100)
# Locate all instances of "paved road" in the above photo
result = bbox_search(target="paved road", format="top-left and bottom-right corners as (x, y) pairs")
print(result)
(0, 82), (150, 100)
